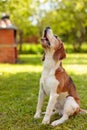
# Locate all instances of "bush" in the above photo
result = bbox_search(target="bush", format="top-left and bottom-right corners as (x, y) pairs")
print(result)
(18, 43), (43, 54)
(18, 42), (87, 54)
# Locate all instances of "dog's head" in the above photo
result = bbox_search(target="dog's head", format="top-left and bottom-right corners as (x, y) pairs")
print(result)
(41, 27), (66, 61)
(41, 27), (51, 49)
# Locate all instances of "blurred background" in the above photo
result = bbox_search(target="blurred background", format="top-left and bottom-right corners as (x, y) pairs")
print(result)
(0, 0), (87, 54)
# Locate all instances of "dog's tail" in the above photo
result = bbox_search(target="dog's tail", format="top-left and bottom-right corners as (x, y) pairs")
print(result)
(79, 108), (87, 114)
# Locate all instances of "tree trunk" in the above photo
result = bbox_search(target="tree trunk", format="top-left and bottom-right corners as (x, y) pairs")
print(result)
(19, 30), (23, 53)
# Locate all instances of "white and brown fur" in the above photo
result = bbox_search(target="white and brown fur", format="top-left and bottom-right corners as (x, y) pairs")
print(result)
(34, 27), (87, 126)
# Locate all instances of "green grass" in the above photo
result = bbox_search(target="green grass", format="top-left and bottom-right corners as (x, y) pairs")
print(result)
(0, 54), (87, 130)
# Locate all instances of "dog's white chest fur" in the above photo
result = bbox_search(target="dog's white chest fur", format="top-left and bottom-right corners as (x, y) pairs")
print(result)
(40, 49), (59, 96)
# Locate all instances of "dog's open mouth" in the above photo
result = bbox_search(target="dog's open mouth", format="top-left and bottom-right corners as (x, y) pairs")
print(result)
(41, 26), (51, 46)
(41, 26), (58, 48)
(44, 26), (51, 40)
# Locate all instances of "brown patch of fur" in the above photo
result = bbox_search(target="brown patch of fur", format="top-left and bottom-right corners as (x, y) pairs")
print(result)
(53, 40), (66, 61)
(55, 66), (80, 106)
(73, 107), (80, 115)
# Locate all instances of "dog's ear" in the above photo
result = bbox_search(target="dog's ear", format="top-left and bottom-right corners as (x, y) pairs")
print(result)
(53, 39), (66, 61)
(42, 51), (45, 61)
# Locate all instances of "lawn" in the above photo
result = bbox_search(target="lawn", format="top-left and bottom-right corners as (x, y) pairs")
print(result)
(0, 54), (87, 130)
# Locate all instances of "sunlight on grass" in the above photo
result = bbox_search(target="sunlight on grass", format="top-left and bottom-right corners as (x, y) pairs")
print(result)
(0, 54), (87, 75)
(0, 64), (42, 74)
(63, 53), (87, 74)
(64, 65), (87, 75)
(0, 64), (86, 75)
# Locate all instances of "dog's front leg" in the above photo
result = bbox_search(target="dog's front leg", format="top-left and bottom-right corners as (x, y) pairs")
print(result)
(42, 93), (59, 124)
(34, 84), (45, 119)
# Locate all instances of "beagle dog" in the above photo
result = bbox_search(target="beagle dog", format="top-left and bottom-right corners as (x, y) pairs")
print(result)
(34, 27), (87, 126)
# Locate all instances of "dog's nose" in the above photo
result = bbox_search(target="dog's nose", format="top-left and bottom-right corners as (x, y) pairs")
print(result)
(44, 26), (51, 37)
(45, 26), (51, 30)
(45, 26), (51, 33)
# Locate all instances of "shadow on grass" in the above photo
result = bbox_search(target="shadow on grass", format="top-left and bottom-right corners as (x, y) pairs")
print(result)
(18, 55), (42, 65)
(0, 71), (87, 129)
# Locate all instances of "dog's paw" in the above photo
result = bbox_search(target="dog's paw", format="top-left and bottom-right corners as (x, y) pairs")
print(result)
(51, 120), (59, 126)
(34, 113), (40, 119)
(42, 117), (50, 125)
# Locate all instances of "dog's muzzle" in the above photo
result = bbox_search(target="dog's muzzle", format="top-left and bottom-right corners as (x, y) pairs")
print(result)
(43, 26), (51, 46)
(44, 26), (51, 38)
(41, 37), (50, 46)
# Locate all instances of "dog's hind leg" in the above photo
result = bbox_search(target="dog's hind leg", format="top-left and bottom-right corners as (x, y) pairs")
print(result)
(51, 114), (68, 126)
(51, 96), (79, 126)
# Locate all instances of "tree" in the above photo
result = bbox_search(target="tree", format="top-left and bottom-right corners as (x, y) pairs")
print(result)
(0, 0), (87, 52)
(34, 0), (87, 51)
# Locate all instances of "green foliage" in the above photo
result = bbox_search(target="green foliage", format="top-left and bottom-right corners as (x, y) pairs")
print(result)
(32, 0), (87, 51)
(31, 0), (87, 52)
(0, 54), (87, 129)
(0, 0), (38, 37)
(18, 43), (43, 54)
(0, 0), (87, 51)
